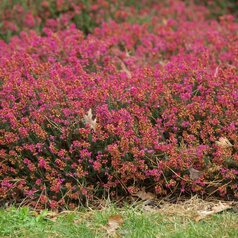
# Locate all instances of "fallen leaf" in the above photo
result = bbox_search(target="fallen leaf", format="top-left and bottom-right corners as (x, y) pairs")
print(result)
(119, 59), (132, 79)
(133, 190), (155, 201)
(106, 214), (124, 234)
(83, 108), (97, 131)
(189, 167), (202, 181)
(215, 137), (233, 148)
(34, 211), (59, 222)
(143, 204), (161, 212)
(44, 211), (59, 222)
(195, 202), (231, 222)
(162, 18), (168, 25)
(125, 49), (131, 57)
(214, 66), (219, 78)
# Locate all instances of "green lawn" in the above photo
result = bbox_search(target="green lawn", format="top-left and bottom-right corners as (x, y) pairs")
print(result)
(0, 201), (237, 238)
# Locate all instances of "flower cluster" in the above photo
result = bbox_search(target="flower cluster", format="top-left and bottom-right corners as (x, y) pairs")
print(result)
(1, 0), (236, 42)
(0, 0), (154, 41)
(0, 1), (237, 208)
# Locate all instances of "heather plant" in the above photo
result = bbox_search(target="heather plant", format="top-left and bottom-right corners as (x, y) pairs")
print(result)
(0, 1), (238, 209)
(0, 0), (157, 42)
(2, 0), (236, 42)
(195, 0), (238, 18)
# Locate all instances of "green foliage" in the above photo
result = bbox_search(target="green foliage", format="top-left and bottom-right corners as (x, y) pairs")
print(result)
(195, 0), (238, 18)
(0, 205), (238, 238)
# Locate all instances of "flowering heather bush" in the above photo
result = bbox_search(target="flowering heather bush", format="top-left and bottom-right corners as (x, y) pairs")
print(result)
(1, 0), (237, 42)
(0, 1), (238, 208)
(0, 0), (155, 41)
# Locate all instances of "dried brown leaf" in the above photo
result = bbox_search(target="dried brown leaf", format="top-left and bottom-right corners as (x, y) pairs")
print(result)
(120, 61), (132, 79)
(83, 108), (97, 131)
(214, 66), (219, 78)
(215, 137), (233, 148)
(189, 167), (202, 181)
(195, 202), (231, 222)
(43, 211), (59, 222)
(133, 190), (156, 201)
(106, 214), (124, 234)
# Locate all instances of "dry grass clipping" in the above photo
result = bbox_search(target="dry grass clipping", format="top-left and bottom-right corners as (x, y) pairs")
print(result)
(154, 196), (235, 222)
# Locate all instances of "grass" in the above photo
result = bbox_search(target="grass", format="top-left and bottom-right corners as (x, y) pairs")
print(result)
(0, 199), (238, 238)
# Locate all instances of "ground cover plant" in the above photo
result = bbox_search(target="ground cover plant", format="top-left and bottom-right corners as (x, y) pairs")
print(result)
(0, 0), (156, 41)
(0, 0), (237, 42)
(0, 0), (238, 210)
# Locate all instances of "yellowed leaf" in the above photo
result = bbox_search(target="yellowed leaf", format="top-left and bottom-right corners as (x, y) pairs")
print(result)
(215, 137), (233, 148)
(120, 61), (131, 79)
(117, 57), (131, 79)
(133, 190), (155, 201)
(106, 214), (124, 234)
(188, 167), (202, 181)
(162, 18), (168, 25)
(45, 211), (59, 222)
(195, 202), (231, 222)
(214, 66), (219, 78)
(83, 108), (97, 131)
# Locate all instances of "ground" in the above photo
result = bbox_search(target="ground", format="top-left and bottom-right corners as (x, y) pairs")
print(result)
(1, 197), (238, 238)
